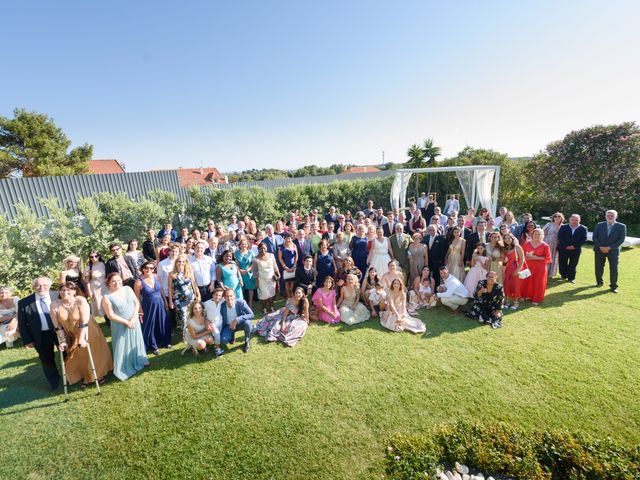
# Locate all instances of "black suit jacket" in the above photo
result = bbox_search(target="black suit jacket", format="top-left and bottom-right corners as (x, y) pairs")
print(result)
(422, 235), (447, 266)
(557, 224), (588, 252)
(106, 255), (140, 278)
(17, 292), (58, 347)
(382, 222), (396, 237)
(295, 266), (317, 291)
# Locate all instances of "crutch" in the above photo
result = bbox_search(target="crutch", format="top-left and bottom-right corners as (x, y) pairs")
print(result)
(58, 348), (68, 401)
(85, 342), (101, 395)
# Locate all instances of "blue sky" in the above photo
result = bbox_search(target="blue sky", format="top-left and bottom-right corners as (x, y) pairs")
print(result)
(2, 0), (639, 172)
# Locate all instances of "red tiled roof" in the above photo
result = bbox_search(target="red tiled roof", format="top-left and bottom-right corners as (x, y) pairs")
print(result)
(176, 167), (226, 187)
(341, 166), (381, 174)
(88, 159), (125, 174)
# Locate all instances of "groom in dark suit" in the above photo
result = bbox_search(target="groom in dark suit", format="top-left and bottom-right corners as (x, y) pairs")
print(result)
(17, 277), (61, 390)
(592, 209), (626, 293)
(422, 224), (448, 285)
(557, 214), (588, 283)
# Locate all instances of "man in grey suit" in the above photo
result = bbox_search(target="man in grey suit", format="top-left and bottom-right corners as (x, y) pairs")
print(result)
(592, 209), (626, 293)
(389, 223), (411, 282)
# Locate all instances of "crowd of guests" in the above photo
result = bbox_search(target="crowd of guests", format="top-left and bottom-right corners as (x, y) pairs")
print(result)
(1, 195), (627, 393)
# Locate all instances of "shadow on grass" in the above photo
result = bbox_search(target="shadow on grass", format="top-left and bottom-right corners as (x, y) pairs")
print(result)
(0, 361), (63, 413)
(535, 286), (610, 307)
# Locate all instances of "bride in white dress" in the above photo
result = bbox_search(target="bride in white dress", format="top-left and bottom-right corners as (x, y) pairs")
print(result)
(367, 227), (394, 278)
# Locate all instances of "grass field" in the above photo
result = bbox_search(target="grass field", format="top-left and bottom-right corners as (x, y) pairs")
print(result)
(1, 248), (639, 480)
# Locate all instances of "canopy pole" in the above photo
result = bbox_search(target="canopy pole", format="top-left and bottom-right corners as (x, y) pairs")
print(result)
(491, 166), (501, 218)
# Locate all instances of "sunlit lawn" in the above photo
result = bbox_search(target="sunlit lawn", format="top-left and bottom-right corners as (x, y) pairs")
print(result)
(1, 248), (638, 479)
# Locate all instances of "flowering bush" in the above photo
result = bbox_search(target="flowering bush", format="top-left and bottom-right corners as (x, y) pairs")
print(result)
(530, 122), (640, 226)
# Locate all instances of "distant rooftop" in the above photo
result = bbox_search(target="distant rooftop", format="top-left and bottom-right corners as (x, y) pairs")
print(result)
(88, 159), (125, 175)
(341, 166), (381, 174)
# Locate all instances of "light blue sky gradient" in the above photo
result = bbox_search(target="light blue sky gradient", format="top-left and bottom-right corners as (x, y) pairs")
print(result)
(2, 0), (639, 172)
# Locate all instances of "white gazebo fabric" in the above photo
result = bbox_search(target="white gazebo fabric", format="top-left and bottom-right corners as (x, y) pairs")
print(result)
(455, 168), (495, 212)
(391, 166), (499, 216)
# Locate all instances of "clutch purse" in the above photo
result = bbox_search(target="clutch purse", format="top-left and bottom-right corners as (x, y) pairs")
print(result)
(518, 260), (531, 279)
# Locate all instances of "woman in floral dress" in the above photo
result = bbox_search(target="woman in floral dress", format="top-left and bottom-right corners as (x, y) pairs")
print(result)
(255, 287), (309, 347)
(169, 254), (199, 335)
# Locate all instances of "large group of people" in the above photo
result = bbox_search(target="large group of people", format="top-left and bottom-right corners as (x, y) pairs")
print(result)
(2, 194), (626, 393)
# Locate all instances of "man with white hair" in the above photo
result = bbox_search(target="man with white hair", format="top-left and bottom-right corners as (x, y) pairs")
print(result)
(592, 209), (626, 293)
(17, 277), (61, 390)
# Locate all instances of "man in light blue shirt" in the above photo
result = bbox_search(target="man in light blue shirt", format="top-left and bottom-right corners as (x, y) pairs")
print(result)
(220, 289), (254, 353)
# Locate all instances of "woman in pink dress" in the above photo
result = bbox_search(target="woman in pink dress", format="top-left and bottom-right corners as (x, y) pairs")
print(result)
(542, 212), (564, 278)
(502, 233), (525, 309)
(312, 276), (340, 324)
(521, 228), (551, 305)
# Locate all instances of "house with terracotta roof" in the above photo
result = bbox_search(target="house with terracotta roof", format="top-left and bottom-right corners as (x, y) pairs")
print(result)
(87, 159), (125, 175)
(176, 167), (226, 187)
(341, 165), (381, 174)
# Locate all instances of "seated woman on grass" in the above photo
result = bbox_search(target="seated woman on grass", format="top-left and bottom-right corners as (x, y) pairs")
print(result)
(184, 301), (215, 354)
(254, 287), (310, 347)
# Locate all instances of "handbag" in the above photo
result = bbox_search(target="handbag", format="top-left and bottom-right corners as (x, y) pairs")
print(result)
(518, 259), (532, 279)
(283, 269), (296, 280)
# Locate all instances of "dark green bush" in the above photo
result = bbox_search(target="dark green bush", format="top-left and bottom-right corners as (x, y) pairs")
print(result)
(385, 422), (640, 480)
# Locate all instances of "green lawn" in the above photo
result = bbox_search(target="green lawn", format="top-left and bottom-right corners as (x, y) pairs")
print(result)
(1, 249), (639, 480)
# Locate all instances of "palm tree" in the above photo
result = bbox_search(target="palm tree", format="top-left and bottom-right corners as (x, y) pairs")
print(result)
(422, 138), (441, 166)
(405, 144), (426, 199)
(422, 138), (442, 197)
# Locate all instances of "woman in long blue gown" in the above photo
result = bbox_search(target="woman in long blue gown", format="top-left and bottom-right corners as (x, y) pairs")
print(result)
(314, 239), (336, 288)
(349, 224), (369, 279)
(102, 273), (148, 381)
(134, 261), (171, 355)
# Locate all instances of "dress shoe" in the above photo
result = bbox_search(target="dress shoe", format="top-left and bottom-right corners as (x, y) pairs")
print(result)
(611, 288), (618, 294)
(596, 283), (603, 287)
(568, 280), (575, 284)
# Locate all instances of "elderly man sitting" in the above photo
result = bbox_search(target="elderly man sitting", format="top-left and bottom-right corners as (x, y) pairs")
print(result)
(436, 266), (469, 312)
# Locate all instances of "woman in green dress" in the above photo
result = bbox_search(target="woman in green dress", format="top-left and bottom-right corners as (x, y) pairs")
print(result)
(234, 239), (256, 309)
(102, 273), (148, 381)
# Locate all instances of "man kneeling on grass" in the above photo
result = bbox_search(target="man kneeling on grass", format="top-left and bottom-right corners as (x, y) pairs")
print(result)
(436, 266), (468, 312)
(220, 288), (254, 353)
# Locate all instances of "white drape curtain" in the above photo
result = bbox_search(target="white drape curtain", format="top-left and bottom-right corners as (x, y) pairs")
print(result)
(390, 172), (413, 210)
(392, 168), (497, 213)
(455, 169), (494, 211)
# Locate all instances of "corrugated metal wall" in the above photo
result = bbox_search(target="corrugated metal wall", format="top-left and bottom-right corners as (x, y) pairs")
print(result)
(0, 170), (395, 220)
(0, 170), (191, 220)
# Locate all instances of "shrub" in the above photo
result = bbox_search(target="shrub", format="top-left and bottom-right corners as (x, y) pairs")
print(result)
(385, 422), (640, 480)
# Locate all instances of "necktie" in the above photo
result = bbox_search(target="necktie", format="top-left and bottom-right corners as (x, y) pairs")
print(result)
(40, 297), (51, 325)
(429, 236), (434, 248)
(607, 223), (613, 236)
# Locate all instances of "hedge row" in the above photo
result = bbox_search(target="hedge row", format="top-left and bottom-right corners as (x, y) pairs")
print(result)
(385, 422), (640, 480)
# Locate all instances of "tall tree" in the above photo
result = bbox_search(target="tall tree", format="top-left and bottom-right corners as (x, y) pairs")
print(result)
(422, 138), (441, 166)
(404, 144), (426, 200)
(0, 108), (92, 178)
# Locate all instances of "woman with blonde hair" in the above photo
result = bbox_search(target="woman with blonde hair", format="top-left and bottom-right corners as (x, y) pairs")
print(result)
(543, 212), (564, 278)
(60, 255), (87, 297)
(183, 301), (214, 354)
(521, 228), (551, 305)
(169, 254), (200, 333)
(83, 251), (107, 319)
(0, 286), (20, 348)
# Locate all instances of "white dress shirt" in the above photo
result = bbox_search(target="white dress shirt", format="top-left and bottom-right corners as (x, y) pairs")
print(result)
(35, 294), (52, 331)
(158, 257), (175, 297)
(203, 298), (224, 334)
(437, 274), (469, 298)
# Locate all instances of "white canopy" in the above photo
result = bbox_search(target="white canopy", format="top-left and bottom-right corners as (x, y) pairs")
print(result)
(390, 165), (501, 217)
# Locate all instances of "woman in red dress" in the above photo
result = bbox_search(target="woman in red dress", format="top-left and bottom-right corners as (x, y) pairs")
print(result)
(502, 233), (525, 309)
(521, 228), (551, 305)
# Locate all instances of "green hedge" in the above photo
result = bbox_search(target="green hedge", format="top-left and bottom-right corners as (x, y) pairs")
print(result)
(385, 422), (640, 480)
